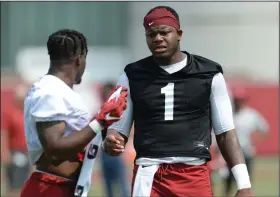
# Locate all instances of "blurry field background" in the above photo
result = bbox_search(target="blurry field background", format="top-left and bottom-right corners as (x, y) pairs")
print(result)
(1, 2), (279, 197)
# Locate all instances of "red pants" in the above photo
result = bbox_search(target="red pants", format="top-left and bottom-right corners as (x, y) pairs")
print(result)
(20, 171), (75, 197)
(131, 163), (213, 197)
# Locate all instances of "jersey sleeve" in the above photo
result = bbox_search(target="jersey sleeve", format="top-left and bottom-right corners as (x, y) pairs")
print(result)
(210, 73), (235, 135)
(30, 91), (70, 122)
(108, 73), (133, 137)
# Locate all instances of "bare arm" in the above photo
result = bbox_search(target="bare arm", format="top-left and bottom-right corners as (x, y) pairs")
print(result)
(215, 129), (245, 168)
(36, 121), (97, 160)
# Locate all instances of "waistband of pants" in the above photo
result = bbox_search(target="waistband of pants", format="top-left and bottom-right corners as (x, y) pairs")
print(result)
(134, 162), (208, 173)
(31, 170), (75, 186)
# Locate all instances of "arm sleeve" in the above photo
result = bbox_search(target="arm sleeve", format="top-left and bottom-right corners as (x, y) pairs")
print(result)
(108, 73), (133, 137)
(210, 73), (235, 135)
(30, 92), (70, 122)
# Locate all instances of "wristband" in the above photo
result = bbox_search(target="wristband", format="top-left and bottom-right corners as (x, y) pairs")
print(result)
(89, 119), (103, 134)
(231, 163), (251, 190)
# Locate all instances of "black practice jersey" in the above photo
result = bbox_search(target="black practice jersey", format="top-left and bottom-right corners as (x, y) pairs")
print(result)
(124, 51), (223, 160)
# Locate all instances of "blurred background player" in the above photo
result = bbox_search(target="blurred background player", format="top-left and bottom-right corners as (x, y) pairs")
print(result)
(99, 82), (129, 197)
(223, 87), (270, 197)
(1, 82), (31, 197)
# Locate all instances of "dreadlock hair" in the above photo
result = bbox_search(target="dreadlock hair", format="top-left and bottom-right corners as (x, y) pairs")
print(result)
(47, 29), (88, 63)
(146, 6), (180, 24)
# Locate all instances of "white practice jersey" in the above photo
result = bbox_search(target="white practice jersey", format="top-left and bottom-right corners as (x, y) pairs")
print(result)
(24, 75), (90, 164)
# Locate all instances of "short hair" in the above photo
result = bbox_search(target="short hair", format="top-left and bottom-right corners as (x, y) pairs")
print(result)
(47, 29), (88, 61)
(146, 6), (180, 24)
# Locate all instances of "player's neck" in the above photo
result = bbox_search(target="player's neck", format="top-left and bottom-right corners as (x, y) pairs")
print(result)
(154, 50), (184, 66)
(48, 67), (74, 89)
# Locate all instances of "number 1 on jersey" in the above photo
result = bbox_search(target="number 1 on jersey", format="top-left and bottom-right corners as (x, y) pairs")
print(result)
(161, 83), (175, 121)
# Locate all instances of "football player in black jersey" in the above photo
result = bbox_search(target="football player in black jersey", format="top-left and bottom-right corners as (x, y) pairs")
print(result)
(103, 6), (253, 197)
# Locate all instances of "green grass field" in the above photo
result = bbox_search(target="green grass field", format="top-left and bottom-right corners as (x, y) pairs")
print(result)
(1, 156), (278, 197)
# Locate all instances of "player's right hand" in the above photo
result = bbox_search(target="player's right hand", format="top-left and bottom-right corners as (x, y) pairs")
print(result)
(95, 86), (128, 128)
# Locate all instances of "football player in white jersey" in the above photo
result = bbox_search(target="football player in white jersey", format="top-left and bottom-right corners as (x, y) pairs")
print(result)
(20, 29), (127, 197)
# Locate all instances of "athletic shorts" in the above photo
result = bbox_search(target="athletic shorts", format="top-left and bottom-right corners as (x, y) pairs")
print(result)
(131, 162), (213, 197)
(20, 171), (76, 197)
(6, 151), (30, 189)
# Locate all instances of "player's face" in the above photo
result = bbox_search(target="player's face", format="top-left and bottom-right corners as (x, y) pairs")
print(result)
(146, 25), (182, 59)
(74, 52), (87, 85)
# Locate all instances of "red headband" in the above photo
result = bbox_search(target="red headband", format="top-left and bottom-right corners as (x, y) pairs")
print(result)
(143, 8), (180, 31)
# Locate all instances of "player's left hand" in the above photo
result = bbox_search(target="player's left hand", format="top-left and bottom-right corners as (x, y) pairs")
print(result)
(235, 188), (254, 197)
